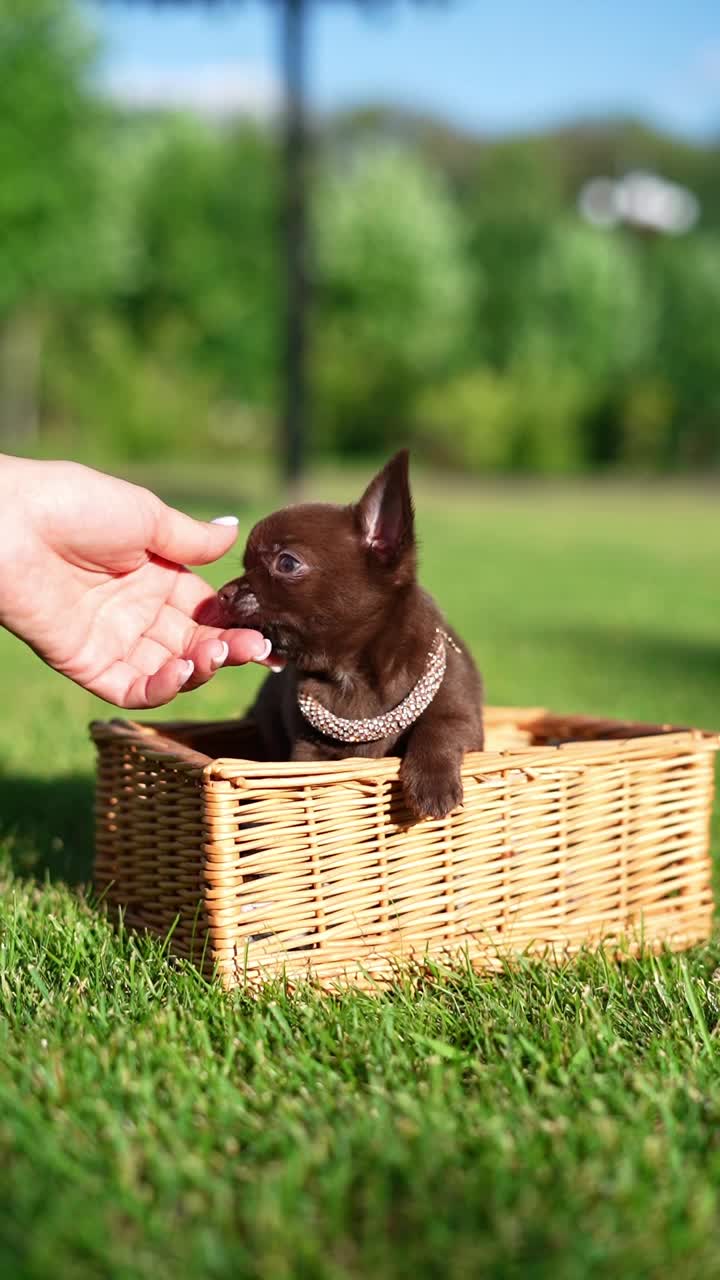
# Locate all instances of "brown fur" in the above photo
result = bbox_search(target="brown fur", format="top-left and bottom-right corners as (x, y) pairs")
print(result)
(216, 451), (484, 820)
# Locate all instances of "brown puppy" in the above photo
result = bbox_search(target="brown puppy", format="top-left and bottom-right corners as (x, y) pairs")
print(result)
(216, 451), (484, 820)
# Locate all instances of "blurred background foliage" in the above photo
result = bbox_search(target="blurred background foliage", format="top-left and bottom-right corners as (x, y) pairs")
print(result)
(3, 0), (720, 474)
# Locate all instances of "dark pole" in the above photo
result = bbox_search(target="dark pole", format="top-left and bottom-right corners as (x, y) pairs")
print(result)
(282, 0), (308, 495)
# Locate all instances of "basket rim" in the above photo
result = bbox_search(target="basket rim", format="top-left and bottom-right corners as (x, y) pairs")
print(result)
(90, 707), (720, 785)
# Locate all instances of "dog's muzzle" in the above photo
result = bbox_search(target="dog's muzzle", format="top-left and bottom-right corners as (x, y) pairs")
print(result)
(217, 581), (260, 621)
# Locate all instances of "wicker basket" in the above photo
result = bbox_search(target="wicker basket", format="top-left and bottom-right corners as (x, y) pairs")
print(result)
(90, 708), (719, 990)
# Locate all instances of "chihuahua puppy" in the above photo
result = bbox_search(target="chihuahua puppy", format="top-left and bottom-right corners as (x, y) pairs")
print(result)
(216, 451), (483, 820)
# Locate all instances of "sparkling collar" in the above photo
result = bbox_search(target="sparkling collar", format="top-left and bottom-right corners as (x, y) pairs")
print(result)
(297, 628), (461, 745)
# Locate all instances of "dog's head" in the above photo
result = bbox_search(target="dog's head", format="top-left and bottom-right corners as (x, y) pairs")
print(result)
(217, 450), (416, 668)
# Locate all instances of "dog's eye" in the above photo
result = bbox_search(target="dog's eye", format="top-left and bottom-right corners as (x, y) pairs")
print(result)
(274, 551), (303, 575)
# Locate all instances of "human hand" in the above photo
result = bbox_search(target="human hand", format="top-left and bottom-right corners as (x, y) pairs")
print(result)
(0, 456), (271, 708)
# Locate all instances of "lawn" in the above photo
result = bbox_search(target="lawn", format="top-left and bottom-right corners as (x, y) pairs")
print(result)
(1, 467), (720, 1279)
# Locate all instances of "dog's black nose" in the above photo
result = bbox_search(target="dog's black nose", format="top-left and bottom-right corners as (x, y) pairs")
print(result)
(218, 581), (240, 607)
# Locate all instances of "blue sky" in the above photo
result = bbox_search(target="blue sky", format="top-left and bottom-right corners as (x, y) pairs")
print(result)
(87, 0), (720, 138)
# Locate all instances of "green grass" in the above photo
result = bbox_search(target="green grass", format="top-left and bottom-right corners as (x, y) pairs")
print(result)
(1, 468), (720, 1279)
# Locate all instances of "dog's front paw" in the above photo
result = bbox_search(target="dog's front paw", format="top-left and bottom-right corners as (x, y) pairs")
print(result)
(400, 757), (464, 821)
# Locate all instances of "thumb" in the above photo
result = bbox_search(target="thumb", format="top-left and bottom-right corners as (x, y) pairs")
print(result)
(148, 503), (240, 566)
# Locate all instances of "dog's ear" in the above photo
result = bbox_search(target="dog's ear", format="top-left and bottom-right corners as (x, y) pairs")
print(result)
(354, 450), (414, 563)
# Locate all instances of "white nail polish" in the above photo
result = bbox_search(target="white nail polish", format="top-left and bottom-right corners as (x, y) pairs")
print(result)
(178, 659), (195, 687)
(253, 638), (272, 662)
(211, 515), (239, 526)
(210, 642), (228, 671)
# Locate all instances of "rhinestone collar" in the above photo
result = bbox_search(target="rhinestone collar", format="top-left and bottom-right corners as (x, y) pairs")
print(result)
(297, 628), (461, 745)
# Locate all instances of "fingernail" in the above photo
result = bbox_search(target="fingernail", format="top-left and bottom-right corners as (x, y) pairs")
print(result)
(210, 641), (229, 671)
(251, 637), (272, 663)
(269, 664), (284, 675)
(211, 515), (239, 527)
(178, 659), (195, 688)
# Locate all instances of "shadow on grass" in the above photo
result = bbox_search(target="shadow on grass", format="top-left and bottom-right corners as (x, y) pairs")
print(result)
(536, 624), (720, 721)
(0, 773), (94, 885)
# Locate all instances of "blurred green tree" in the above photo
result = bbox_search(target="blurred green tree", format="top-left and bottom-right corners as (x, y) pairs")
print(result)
(510, 221), (655, 386)
(654, 234), (720, 466)
(130, 119), (279, 405)
(313, 144), (470, 452)
(0, 0), (112, 442)
(465, 138), (565, 369)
